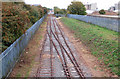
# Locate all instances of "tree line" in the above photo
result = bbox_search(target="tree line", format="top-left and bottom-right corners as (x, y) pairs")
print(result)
(54, 1), (106, 15)
(54, 1), (86, 15)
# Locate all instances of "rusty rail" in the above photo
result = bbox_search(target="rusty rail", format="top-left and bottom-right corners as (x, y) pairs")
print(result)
(54, 19), (85, 78)
(51, 18), (85, 79)
(51, 17), (72, 78)
(49, 16), (53, 77)
(48, 16), (72, 78)
(36, 15), (85, 78)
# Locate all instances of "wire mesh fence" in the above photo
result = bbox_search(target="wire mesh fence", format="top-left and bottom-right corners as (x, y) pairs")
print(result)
(0, 15), (47, 78)
(67, 14), (119, 32)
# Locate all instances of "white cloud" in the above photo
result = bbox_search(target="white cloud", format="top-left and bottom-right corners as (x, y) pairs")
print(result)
(24, 0), (120, 10)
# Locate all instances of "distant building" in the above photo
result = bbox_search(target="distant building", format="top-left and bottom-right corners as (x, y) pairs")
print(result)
(84, 3), (98, 11)
(109, 6), (116, 11)
(84, 3), (98, 14)
(115, 3), (118, 10)
(48, 10), (54, 14)
(108, 2), (120, 12)
(73, 0), (78, 1)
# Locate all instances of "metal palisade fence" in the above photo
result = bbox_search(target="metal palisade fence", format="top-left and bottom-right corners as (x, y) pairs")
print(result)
(0, 15), (47, 78)
(67, 14), (120, 32)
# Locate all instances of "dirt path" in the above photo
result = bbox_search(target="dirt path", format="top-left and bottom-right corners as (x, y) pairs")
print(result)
(9, 17), (48, 77)
(57, 17), (115, 77)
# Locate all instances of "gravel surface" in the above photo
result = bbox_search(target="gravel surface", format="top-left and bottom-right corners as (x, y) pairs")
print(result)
(36, 16), (92, 78)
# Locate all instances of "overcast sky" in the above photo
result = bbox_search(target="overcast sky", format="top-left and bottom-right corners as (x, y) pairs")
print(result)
(24, 0), (119, 10)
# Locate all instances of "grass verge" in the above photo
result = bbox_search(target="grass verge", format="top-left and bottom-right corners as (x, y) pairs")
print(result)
(61, 17), (119, 75)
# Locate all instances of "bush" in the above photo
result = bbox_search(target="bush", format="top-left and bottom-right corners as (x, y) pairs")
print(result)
(99, 9), (106, 15)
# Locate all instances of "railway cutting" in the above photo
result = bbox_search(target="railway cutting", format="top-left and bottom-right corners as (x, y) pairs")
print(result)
(35, 15), (92, 78)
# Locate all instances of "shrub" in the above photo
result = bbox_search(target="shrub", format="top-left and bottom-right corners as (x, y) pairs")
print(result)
(99, 9), (106, 15)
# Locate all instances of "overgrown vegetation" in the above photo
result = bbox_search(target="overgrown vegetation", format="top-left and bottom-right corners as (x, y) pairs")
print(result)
(61, 17), (119, 75)
(2, 2), (47, 52)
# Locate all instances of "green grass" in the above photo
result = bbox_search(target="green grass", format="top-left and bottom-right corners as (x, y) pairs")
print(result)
(16, 73), (21, 77)
(61, 17), (119, 75)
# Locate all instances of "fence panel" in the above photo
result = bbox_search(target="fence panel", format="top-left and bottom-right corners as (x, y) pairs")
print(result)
(0, 15), (47, 78)
(67, 14), (119, 32)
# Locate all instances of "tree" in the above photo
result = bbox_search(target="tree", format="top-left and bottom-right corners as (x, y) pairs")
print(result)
(54, 7), (67, 14)
(61, 9), (67, 14)
(67, 1), (86, 15)
(54, 7), (61, 14)
(99, 9), (106, 15)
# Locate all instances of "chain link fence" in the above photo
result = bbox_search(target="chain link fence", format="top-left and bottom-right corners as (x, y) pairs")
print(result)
(67, 14), (119, 32)
(0, 15), (47, 78)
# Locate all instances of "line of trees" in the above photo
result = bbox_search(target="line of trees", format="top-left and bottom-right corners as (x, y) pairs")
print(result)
(54, 1), (110, 16)
(2, 2), (48, 52)
(54, 1), (86, 15)
(54, 7), (67, 14)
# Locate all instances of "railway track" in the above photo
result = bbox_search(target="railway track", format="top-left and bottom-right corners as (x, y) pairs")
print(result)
(36, 15), (86, 78)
